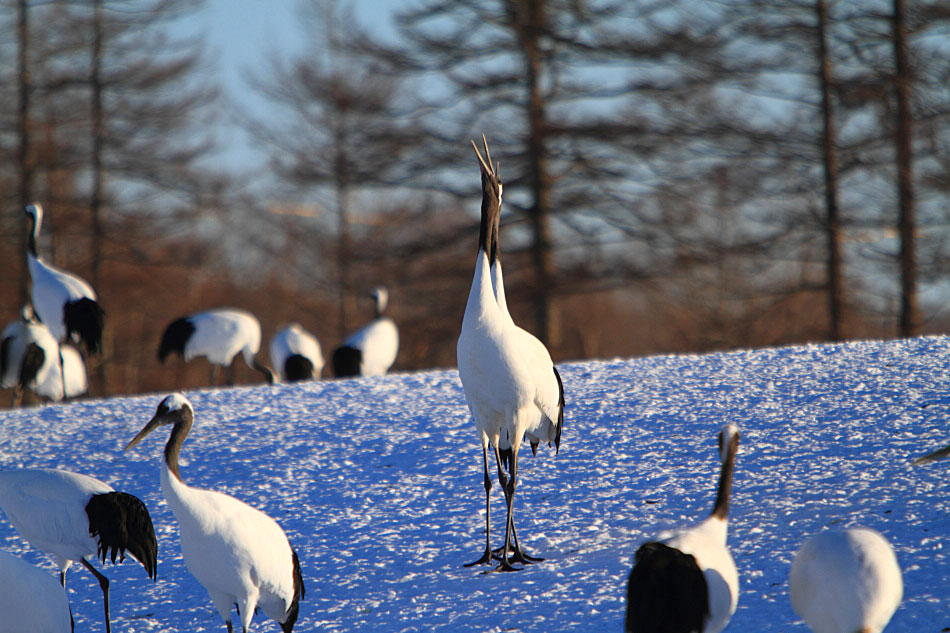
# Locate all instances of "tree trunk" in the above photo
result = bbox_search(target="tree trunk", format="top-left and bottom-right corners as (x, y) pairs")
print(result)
(334, 115), (352, 339)
(892, 0), (918, 337)
(816, 0), (844, 341)
(91, 0), (108, 393)
(519, 0), (556, 347)
(16, 0), (32, 306)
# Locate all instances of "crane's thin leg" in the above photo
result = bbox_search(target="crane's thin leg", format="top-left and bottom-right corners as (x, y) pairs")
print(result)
(59, 348), (68, 400)
(491, 448), (543, 565)
(464, 444), (494, 567)
(225, 364), (235, 386)
(81, 558), (111, 633)
(491, 444), (519, 572)
(58, 569), (76, 631)
(12, 386), (23, 407)
(210, 365), (219, 386)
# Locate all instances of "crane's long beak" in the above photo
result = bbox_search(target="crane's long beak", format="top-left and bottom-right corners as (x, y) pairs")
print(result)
(125, 415), (161, 451)
(913, 443), (950, 465)
(472, 139), (491, 176)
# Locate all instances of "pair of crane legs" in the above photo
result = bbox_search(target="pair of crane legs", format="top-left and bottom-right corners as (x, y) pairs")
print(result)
(61, 558), (111, 633)
(466, 443), (544, 572)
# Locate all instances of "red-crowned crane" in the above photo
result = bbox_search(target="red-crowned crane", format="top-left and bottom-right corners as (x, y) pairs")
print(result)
(790, 527), (902, 633)
(125, 393), (305, 633)
(457, 137), (563, 572)
(158, 308), (276, 386)
(0, 548), (72, 633)
(270, 323), (324, 382)
(24, 204), (104, 357)
(331, 287), (398, 378)
(0, 468), (157, 633)
(625, 424), (740, 633)
(2, 309), (87, 406)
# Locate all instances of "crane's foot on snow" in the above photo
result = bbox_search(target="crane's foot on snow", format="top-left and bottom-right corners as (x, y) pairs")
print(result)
(464, 547), (494, 567)
(492, 544), (544, 565)
(485, 559), (522, 573)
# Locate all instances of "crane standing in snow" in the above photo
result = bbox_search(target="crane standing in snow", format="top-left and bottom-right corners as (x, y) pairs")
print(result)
(457, 137), (563, 572)
(0, 468), (158, 633)
(789, 527), (903, 633)
(331, 287), (399, 378)
(23, 203), (104, 390)
(625, 424), (740, 633)
(270, 323), (324, 381)
(0, 548), (72, 633)
(158, 308), (276, 386)
(125, 393), (305, 633)
(2, 308), (88, 406)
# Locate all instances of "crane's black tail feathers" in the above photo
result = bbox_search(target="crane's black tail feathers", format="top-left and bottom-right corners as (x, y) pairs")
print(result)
(64, 298), (104, 355)
(85, 491), (158, 580)
(332, 346), (362, 378)
(284, 354), (315, 382)
(553, 366), (564, 454)
(281, 548), (305, 633)
(157, 317), (195, 362)
(18, 342), (45, 388)
(1, 335), (14, 378)
(625, 541), (708, 633)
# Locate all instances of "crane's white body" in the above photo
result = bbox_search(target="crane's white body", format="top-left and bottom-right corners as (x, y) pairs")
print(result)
(58, 343), (89, 399)
(24, 205), (98, 345)
(28, 255), (98, 345)
(1, 317), (86, 401)
(341, 319), (398, 377)
(490, 260), (560, 449)
(270, 323), (324, 380)
(790, 528), (903, 633)
(459, 254), (560, 459)
(0, 548), (72, 633)
(0, 469), (113, 571)
(182, 309), (263, 367)
(160, 462), (300, 630)
(659, 516), (739, 633)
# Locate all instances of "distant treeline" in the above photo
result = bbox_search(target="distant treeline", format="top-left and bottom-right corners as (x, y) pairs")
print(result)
(1, 0), (948, 404)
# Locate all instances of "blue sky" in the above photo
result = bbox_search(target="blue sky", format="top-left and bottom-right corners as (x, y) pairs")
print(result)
(193, 0), (400, 171)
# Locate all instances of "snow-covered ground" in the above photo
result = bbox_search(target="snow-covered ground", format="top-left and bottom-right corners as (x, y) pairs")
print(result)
(1, 336), (948, 632)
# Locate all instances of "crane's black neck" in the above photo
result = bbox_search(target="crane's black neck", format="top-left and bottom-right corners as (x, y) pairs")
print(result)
(252, 358), (276, 384)
(26, 214), (38, 257)
(164, 410), (194, 482)
(490, 208), (501, 264)
(711, 439), (737, 519)
(478, 182), (500, 266)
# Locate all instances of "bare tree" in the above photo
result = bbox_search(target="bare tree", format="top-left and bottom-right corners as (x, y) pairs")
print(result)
(891, 0), (918, 336)
(245, 2), (422, 338)
(816, 0), (845, 340)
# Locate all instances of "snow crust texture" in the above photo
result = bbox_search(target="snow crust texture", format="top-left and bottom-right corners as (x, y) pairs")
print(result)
(1, 336), (948, 632)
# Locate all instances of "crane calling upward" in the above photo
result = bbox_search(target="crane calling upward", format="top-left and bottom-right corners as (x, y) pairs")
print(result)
(125, 393), (305, 633)
(457, 136), (564, 572)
